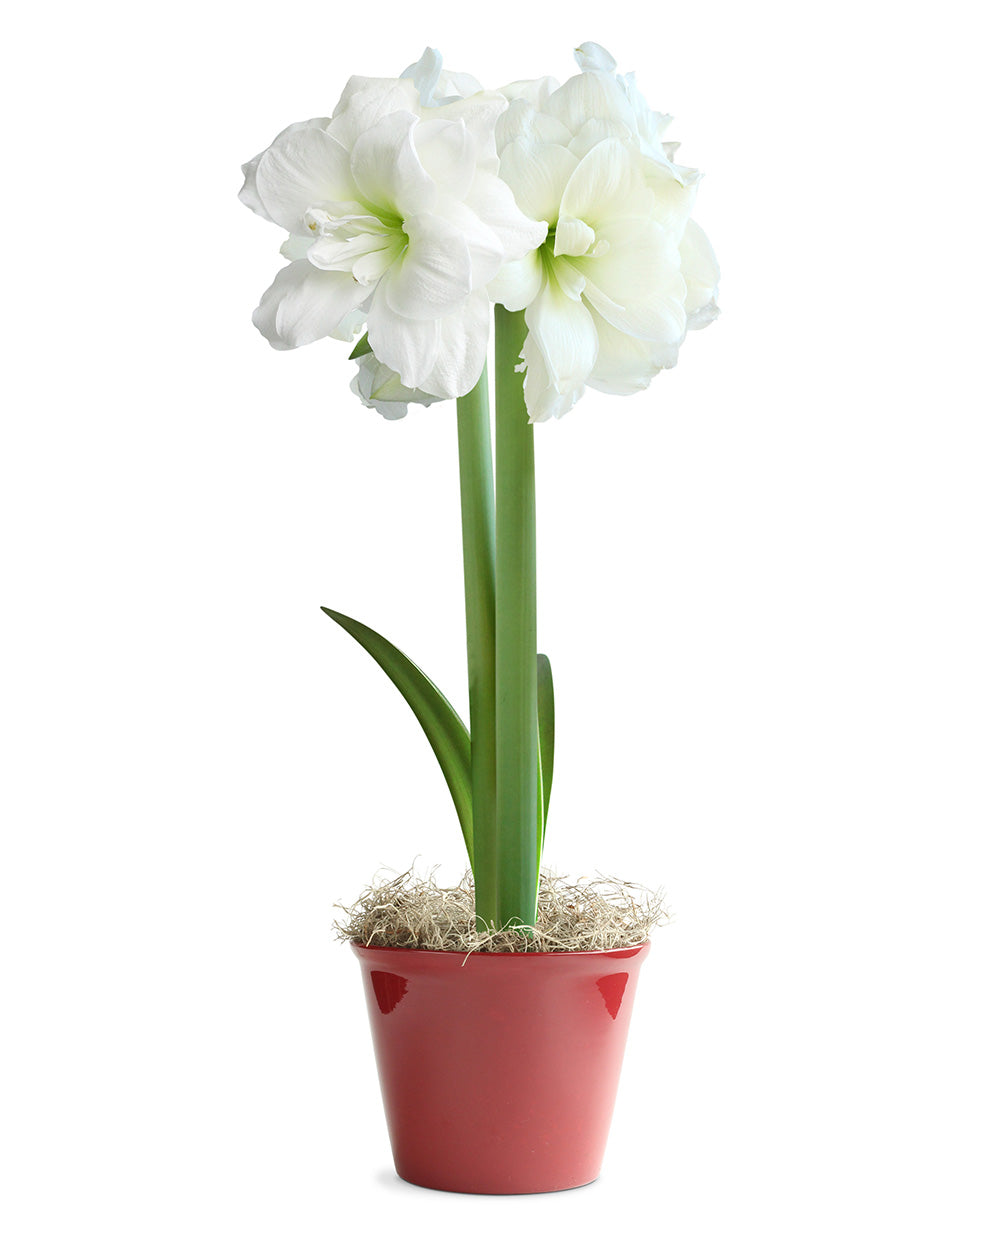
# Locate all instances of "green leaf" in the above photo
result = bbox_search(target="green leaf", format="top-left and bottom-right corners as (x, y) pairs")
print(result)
(321, 607), (473, 865)
(537, 653), (554, 831)
(348, 332), (372, 361)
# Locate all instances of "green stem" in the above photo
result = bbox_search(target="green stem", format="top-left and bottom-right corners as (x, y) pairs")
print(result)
(456, 367), (499, 928)
(494, 308), (539, 928)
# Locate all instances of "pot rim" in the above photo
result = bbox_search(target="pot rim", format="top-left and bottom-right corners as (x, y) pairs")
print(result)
(350, 939), (650, 959)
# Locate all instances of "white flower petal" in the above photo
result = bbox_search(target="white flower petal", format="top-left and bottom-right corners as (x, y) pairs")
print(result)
(499, 139), (578, 225)
(239, 118), (330, 222)
(582, 219), (687, 342)
(306, 230), (401, 288)
(255, 127), (355, 234)
(462, 171), (547, 262)
(488, 251), (544, 312)
(338, 307), (369, 339)
(588, 315), (670, 395)
(252, 260), (369, 350)
(434, 196), (505, 286)
(351, 352), (441, 419)
(686, 299), (719, 332)
(239, 156), (270, 220)
(400, 47), (443, 107)
(279, 234), (312, 261)
(435, 70), (484, 101)
(496, 99), (573, 154)
(400, 48), (484, 108)
(553, 215), (596, 258)
(328, 76), (421, 145)
(499, 77), (561, 109)
(566, 116), (631, 159)
(559, 138), (650, 226)
(520, 330), (583, 422)
(418, 291), (491, 398)
(352, 242), (402, 286)
(428, 93), (506, 164)
(382, 211), (473, 319)
(366, 283), (442, 389)
(573, 42), (618, 74)
(679, 218), (721, 328)
(551, 256), (586, 300)
(349, 110), (436, 218)
(306, 231), (384, 271)
(524, 280), (599, 397)
(544, 70), (634, 136)
(413, 118), (477, 200)
(645, 160), (700, 240)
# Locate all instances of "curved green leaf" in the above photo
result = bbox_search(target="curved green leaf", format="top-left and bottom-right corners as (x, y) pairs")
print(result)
(321, 607), (473, 865)
(537, 653), (554, 831)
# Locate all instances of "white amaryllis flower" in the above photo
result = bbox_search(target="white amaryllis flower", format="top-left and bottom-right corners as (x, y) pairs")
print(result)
(240, 64), (546, 403)
(490, 44), (720, 421)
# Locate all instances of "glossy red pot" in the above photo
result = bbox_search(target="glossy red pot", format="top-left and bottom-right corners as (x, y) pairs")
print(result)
(351, 941), (650, 1194)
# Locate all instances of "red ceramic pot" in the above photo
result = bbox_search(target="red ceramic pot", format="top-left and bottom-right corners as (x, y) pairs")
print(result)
(351, 941), (650, 1194)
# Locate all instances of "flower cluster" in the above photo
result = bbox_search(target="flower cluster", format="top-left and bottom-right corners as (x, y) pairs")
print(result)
(241, 44), (718, 422)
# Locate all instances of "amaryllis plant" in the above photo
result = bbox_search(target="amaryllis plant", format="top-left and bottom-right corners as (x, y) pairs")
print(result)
(241, 43), (719, 930)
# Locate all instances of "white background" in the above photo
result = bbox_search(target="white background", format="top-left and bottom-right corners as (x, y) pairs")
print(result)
(2, 1), (997, 1239)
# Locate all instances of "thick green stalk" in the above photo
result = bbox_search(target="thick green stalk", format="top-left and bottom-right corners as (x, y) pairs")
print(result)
(494, 308), (539, 928)
(456, 368), (498, 928)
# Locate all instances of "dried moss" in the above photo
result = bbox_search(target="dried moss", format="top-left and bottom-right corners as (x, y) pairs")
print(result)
(334, 867), (669, 953)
